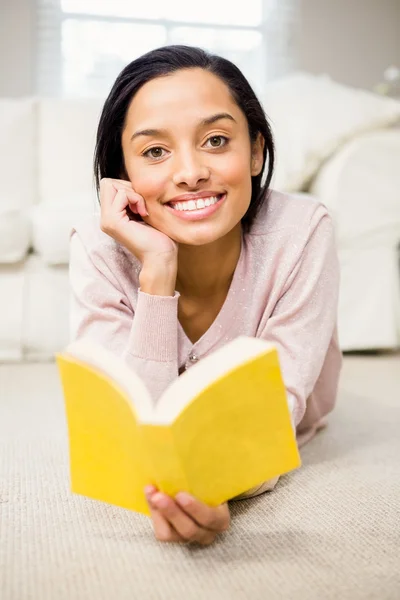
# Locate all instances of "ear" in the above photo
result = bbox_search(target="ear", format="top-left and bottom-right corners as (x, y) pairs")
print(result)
(250, 133), (265, 176)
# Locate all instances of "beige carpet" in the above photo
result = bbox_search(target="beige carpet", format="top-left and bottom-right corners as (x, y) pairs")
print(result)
(0, 354), (399, 600)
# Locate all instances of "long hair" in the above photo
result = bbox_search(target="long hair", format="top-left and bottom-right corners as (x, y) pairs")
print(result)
(94, 45), (274, 232)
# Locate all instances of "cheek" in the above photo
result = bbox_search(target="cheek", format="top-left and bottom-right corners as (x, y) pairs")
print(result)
(125, 160), (167, 201)
(216, 150), (252, 189)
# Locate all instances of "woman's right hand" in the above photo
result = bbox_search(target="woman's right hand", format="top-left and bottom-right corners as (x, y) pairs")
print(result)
(99, 178), (178, 267)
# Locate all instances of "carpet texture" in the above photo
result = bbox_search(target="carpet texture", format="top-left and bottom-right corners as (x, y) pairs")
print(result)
(0, 362), (399, 600)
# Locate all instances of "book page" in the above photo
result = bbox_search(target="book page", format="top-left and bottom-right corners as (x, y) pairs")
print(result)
(64, 339), (154, 422)
(153, 337), (276, 425)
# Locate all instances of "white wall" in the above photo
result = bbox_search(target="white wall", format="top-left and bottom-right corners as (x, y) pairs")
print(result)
(297, 0), (400, 89)
(0, 0), (399, 96)
(0, 0), (35, 96)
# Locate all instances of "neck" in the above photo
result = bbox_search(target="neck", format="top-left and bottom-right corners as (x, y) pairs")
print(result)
(176, 224), (242, 299)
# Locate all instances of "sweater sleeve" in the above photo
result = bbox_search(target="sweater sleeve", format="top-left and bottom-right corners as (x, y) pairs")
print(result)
(232, 208), (341, 502)
(69, 231), (179, 403)
(259, 207), (342, 429)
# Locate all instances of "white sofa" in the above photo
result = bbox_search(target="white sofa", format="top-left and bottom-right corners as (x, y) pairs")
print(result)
(1, 74), (400, 361)
(0, 97), (103, 361)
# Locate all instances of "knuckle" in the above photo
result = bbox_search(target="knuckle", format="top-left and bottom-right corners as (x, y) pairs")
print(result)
(221, 513), (231, 531)
(219, 519), (230, 532)
(199, 533), (217, 547)
(180, 524), (199, 541)
(208, 514), (230, 533)
(112, 186), (125, 196)
(206, 516), (220, 530)
(216, 506), (230, 532)
(99, 177), (111, 188)
(100, 219), (113, 235)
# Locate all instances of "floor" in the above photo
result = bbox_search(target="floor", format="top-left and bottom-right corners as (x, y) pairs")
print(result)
(2, 351), (399, 410)
(1, 353), (399, 600)
(338, 351), (400, 400)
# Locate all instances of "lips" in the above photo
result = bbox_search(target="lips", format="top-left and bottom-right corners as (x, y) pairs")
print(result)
(167, 191), (225, 205)
(163, 192), (226, 222)
(168, 194), (222, 212)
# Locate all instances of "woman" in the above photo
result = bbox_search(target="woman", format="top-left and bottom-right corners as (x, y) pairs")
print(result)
(70, 45), (342, 546)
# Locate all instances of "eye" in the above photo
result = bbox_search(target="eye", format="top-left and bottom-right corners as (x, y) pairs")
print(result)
(204, 135), (229, 149)
(142, 147), (166, 160)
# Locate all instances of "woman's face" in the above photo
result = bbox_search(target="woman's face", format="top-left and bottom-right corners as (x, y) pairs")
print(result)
(121, 68), (264, 246)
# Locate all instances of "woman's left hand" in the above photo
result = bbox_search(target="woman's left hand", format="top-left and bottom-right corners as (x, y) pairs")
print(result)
(145, 485), (230, 546)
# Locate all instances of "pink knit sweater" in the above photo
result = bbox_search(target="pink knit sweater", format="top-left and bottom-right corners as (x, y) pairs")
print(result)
(70, 190), (342, 495)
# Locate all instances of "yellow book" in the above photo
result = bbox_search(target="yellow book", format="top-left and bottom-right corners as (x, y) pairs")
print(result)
(56, 336), (300, 516)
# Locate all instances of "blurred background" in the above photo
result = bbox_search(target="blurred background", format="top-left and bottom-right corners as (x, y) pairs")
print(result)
(0, 0), (400, 361)
(1, 0), (400, 97)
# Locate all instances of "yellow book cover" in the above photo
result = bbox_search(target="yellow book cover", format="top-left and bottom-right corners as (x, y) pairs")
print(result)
(56, 336), (301, 516)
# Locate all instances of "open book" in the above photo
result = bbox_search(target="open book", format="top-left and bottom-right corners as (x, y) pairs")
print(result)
(56, 336), (300, 516)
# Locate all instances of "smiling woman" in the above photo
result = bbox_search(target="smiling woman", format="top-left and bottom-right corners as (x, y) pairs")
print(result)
(69, 45), (342, 546)
(118, 67), (266, 246)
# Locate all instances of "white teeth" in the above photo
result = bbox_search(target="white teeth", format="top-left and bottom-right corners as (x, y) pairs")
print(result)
(170, 195), (220, 212)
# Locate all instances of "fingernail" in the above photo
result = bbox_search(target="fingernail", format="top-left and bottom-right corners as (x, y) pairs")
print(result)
(144, 485), (156, 497)
(175, 492), (193, 507)
(152, 493), (169, 509)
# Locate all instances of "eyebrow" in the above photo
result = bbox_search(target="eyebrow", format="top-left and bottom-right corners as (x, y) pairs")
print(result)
(130, 112), (236, 142)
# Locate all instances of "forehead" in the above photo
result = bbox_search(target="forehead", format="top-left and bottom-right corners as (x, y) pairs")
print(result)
(125, 68), (243, 128)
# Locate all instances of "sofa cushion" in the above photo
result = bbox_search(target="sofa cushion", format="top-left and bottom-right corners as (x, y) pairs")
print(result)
(31, 202), (98, 265)
(0, 98), (37, 212)
(310, 128), (400, 247)
(262, 73), (400, 192)
(22, 254), (70, 359)
(0, 210), (31, 263)
(37, 98), (104, 210)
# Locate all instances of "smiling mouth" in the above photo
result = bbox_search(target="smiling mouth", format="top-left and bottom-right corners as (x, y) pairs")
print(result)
(167, 194), (224, 212)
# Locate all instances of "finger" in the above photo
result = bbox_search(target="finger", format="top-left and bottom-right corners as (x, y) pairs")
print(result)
(145, 485), (186, 544)
(150, 493), (215, 545)
(100, 189), (136, 236)
(148, 504), (186, 544)
(99, 178), (146, 215)
(144, 484), (157, 496)
(175, 493), (230, 533)
(99, 177), (118, 211)
(106, 188), (147, 220)
(128, 195), (149, 217)
(109, 188), (130, 215)
(113, 186), (148, 217)
(111, 178), (134, 189)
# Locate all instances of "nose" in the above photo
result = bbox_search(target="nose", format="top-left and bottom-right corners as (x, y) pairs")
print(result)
(172, 150), (210, 188)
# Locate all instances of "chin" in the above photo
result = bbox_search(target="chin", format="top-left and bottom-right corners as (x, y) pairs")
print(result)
(173, 232), (221, 247)
(169, 221), (236, 247)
